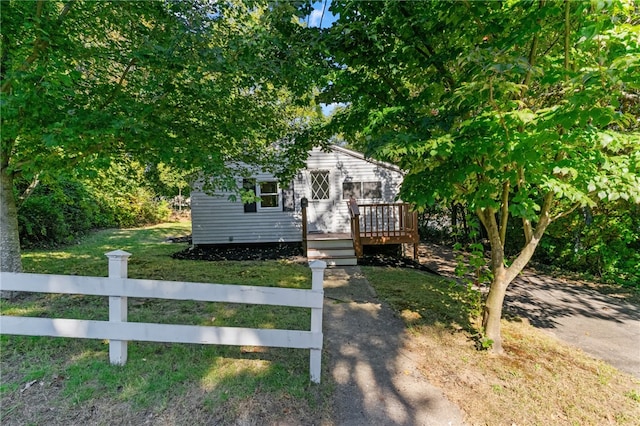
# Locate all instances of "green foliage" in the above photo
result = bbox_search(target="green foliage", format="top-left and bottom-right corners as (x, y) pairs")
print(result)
(320, 0), (640, 216)
(1, 0), (324, 271)
(311, 0), (639, 349)
(536, 202), (640, 287)
(85, 161), (172, 228)
(17, 177), (100, 247)
(17, 162), (171, 248)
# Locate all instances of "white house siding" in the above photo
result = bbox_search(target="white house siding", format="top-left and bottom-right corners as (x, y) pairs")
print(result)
(191, 170), (303, 245)
(191, 146), (404, 245)
(300, 147), (404, 234)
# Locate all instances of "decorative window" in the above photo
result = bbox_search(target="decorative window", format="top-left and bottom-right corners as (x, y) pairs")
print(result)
(342, 181), (382, 199)
(310, 170), (330, 200)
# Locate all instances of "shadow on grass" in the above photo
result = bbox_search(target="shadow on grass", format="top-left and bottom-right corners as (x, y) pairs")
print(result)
(361, 266), (482, 333)
(0, 307), (325, 425)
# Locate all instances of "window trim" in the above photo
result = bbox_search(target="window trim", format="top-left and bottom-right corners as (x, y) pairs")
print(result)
(256, 180), (282, 211)
(310, 170), (331, 201)
(342, 180), (382, 200)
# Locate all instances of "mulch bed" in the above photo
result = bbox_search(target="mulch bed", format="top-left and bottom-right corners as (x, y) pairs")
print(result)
(358, 254), (441, 275)
(169, 235), (439, 274)
(172, 242), (305, 262)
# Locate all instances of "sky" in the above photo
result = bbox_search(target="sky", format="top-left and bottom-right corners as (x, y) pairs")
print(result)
(308, 0), (339, 29)
(306, 1), (342, 115)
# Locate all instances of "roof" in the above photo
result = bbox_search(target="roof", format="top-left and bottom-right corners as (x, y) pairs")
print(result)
(328, 145), (404, 174)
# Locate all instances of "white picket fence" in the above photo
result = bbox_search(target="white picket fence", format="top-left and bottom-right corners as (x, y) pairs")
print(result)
(0, 250), (326, 383)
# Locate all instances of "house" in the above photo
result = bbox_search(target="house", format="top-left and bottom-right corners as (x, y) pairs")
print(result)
(190, 145), (419, 265)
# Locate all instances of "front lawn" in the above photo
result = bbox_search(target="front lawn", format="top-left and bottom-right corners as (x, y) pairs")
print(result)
(1, 222), (330, 425)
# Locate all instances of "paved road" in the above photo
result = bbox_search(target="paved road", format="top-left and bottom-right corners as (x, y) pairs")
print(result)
(322, 267), (464, 426)
(420, 243), (640, 379)
(505, 269), (640, 378)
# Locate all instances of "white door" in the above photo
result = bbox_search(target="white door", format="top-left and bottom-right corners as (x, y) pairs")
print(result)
(306, 170), (334, 233)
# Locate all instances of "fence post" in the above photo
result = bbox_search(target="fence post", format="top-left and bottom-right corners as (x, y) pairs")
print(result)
(308, 260), (326, 383)
(105, 249), (131, 365)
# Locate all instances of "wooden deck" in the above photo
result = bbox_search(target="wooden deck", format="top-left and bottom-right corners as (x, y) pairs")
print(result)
(301, 202), (420, 260)
(348, 201), (420, 259)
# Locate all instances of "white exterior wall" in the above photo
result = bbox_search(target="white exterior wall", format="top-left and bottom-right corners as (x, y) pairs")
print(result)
(191, 146), (404, 245)
(191, 170), (302, 245)
(301, 147), (403, 233)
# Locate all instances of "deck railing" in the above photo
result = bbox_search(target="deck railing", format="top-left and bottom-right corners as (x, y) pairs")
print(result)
(347, 200), (419, 258)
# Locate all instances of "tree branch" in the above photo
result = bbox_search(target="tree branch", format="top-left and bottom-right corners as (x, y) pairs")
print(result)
(564, 0), (571, 77)
(517, 166), (533, 243)
(522, 0), (544, 91)
(1, 1), (75, 94)
(499, 180), (510, 247)
(17, 173), (41, 208)
(99, 57), (138, 110)
(551, 201), (581, 222)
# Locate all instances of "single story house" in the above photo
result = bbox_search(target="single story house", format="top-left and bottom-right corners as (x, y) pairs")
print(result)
(191, 145), (420, 264)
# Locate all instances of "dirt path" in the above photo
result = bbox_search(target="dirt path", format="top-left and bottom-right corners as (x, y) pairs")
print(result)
(418, 243), (640, 379)
(322, 266), (464, 426)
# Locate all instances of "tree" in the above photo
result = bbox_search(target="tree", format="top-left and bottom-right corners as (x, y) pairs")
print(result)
(1, 0), (322, 272)
(317, 0), (640, 352)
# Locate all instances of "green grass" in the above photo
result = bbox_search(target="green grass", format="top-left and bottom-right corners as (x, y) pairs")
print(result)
(360, 266), (482, 332)
(1, 222), (322, 422)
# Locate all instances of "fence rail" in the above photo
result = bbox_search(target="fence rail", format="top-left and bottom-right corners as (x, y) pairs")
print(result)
(0, 250), (326, 383)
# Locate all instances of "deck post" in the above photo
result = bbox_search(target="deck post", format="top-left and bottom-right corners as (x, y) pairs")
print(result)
(353, 216), (363, 257)
(105, 249), (131, 365)
(348, 198), (363, 258)
(301, 198), (308, 253)
(309, 260), (326, 383)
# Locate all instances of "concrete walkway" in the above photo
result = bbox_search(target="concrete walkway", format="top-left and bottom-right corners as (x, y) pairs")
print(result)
(322, 266), (464, 426)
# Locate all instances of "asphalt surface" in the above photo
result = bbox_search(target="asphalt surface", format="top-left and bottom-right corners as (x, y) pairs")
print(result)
(322, 267), (464, 426)
(505, 269), (640, 378)
(419, 243), (640, 379)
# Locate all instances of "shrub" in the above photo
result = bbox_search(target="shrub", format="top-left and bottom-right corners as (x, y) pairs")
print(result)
(17, 178), (100, 247)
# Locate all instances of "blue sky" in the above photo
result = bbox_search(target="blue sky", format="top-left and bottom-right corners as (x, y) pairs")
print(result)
(304, 1), (343, 116)
(308, 1), (338, 29)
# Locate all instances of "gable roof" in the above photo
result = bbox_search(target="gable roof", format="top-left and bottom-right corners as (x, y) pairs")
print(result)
(328, 145), (404, 174)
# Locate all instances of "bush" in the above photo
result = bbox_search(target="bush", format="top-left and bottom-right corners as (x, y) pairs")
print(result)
(536, 202), (640, 288)
(17, 164), (173, 248)
(18, 178), (100, 247)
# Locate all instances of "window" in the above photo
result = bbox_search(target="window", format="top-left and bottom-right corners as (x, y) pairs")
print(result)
(257, 181), (281, 210)
(342, 181), (361, 199)
(243, 179), (284, 212)
(243, 179), (257, 213)
(362, 181), (382, 198)
(342, 181), (382, 199)
(310, 170), (330, 200)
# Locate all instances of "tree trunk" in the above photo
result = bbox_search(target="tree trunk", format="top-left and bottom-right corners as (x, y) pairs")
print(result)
(0, 167), (22, 273)
(482, 266), (509, 353)
(478, 200), (552, 354)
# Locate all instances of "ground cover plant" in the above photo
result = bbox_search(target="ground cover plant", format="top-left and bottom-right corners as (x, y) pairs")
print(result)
(361, 266), (640, 425)
(0, 222), (331, 425)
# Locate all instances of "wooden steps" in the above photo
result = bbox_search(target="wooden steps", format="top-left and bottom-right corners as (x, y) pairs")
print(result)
(306, 235), (357, 266)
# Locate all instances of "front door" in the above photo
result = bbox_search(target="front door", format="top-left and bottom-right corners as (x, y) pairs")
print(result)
(306, 170), (334, 233)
